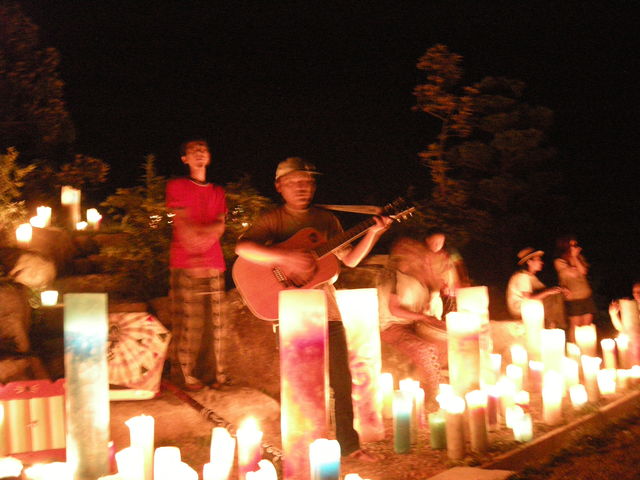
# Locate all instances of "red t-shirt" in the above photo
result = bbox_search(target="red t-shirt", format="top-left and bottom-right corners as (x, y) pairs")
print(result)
(166, 177), (227, 270)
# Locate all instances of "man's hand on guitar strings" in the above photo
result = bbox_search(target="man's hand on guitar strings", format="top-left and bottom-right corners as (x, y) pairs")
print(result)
(275, 249), (318, 287)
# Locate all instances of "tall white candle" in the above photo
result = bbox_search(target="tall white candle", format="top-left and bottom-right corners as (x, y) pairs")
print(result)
(616, 334), (630, 369)
(444, 395), (466, 461)
(116, 446), (145, 480)
(465, 390), (488, 453)
(125, 415), (154, 480)
(601, 339), (617, 370)
(237, 417), (263, 480)
(581, 355), (602, 402)
(154, 446), (181, 480)
(205, 427), (235, 480)
(542, 371), (564, 426)
(15, 223), (32, 248)
(506, 364), (524, 392)
(446, 311), (481, 396)
(521, 299), (544, 361)
(37, 205), (52, 227)
(575, 325), (597, 357)
(541, 329), (566, 374)
(596, 369), (617, 395)
(569, 384), (588, 408)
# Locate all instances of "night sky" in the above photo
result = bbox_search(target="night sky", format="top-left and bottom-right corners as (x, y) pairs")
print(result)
(18, 1), (640, 297)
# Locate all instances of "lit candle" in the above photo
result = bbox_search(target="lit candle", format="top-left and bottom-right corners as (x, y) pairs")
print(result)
(237, 417), (263, 480)
(506, 364), (524, 392)
(444, 395), (466, 461)
(0, 456), (23, 478)
(392, 390), (412, 454)
(496, 376), (516, 422)
(278, 290), (328, 480)
(204, 427), (235, 480)
(414, 387), (425, 429)
(30, 215), (47, 228)
(514, 390), (530, 411)
(446, 311), (481, 396)
(505, 405), (525, 429)
(575, 325), (597, 357)
(619, 300), (640, 366)
(61, 185), (82, 229)
(116, 446), (145, 480)
(569, 384), (588, 408)
(542, 371), (564, 426)
(565, 342), (582, 364)
(630, 365), (640, 386)
(245, 460), (277, 480)
(125, 415), (154, 480)
(528, 360), (543, 393)
(601, 339), (617, 370)
(154, 446), (181, 480)
(616, 334), (630, 369)
(489, 353), (502, 385)
(486, 385), (500, 431)
(562, 357), (580, 389)
(596, 369), (617, 396)
(309, 438), (340, 480)
(428, 411), (446, 449)
(41, 290), (59, 306)
(64, 293), (111, 480)
(581, 355), (602, 402)
(465, 390), (488, 453)
(435, 383), (454, 409)
(24, 462), (72, 480)
(379, 372), (394, 419)
(541, 329), (566, 374)
(512, 413), (533, 443)
(76, 221), (88, 231)
(176, 463), (198, 480)
(616, 369), (630, 391)
(456, 286), (493, 388)
(37, 205), (52, 227)
(87, 208), (103, 230)
(399, 378), (420, 443)
(521, 299), (544, 361)
(15, 223), (32, 249)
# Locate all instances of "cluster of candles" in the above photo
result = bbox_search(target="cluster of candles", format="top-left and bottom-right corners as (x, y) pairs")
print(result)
(15, 189), (103, 248)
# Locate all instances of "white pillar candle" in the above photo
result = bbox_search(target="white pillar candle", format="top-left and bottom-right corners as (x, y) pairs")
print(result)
(569, 384), (588, 408)
(575, 325), (597, 357)
(505, 405), (525, 429)
(24, 462), (73, 480)
(444, 395), (466, 461)
(601, 339), (617, 370)
(562, 357), (580, 388)
(309, 438), (340, 480)
(630, 365), (640, 385)
(154, 446), (181, 480)
(541, 329), (566, 374)
(116, 446), (145, 480)
(505, 364), (524, 392)
(435, 383), (455, 410)
(37, 205), (52, 227)
(456, 286), (493, 388)
(514, 390), (530, 411)
(465, 390), (488, 453)
(565, 342), (582, 364)
(489, 353), (502, 385)
(542, 371), (564, 426)
(379, 372), (394, 419)
(616, 334), (630, 369)
(125, 415), (154, 480)
(528, 360), (543, 393)
(581, 355), (602, 402)
(246, 460), (277, 480)
(41, 290), (59, 306)
(87, 208), (103, 230)
(30, 215), (47, 228)
(512, 413), (533, 443)
(15, 223), (32, 248)
(616, 369), (630, 391)
(0, 455), (23, 478)
(596, 369), (617, 396)
(496, 376), (516, 422)
(237, 417), (263, 480)
(61, 185), (82, 229)
(521, 299), (544, 361)
(205, 427), (235, 480)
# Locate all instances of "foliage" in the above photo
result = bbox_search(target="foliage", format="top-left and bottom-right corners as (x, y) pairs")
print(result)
(222, 174), (273, 262)
(100, 158), (271, 299)
(413, 45), (563, 264)
(55, 154), (110, 190)
(0, 1), (75, 158)
(100, 155), (171, 299)
(0, 147), (35, 244)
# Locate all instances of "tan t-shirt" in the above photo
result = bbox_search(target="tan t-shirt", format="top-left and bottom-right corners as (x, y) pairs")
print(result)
(554, 257), (592, 300)
(506, 270), (545, 318)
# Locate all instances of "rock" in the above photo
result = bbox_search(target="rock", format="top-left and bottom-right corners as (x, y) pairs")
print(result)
(8, 251), (57, 290)
(29, 227), (77, 274)
(0, 282), (32, 382)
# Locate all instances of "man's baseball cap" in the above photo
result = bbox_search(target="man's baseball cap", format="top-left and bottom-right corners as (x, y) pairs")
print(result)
(275, 157), (321, 180)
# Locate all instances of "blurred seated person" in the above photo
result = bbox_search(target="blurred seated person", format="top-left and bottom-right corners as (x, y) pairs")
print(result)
(608, 280), (640, 334)
(506, 247), (566, 328)
(378, 236), (448, 404)
(422, 229), (470, 318)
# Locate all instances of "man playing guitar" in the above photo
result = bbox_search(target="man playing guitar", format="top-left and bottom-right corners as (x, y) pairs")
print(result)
(235, 157), (391, 462)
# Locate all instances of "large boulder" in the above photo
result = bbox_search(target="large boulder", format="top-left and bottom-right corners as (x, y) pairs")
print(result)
(0, 282), (32, 382)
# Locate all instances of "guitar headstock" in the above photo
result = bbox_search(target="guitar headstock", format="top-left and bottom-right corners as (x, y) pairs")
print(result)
(381, 198), (416, 223)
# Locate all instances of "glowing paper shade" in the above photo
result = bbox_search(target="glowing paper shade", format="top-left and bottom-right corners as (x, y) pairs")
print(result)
(125, 415), (154, 480)
(444, 395), (466, 461)
(237, 417), (263, 480)
(64, 293), (111, 480)
(336, 288), (384, 442)
(309, 438), (340, 480)
(15, 223), (32, 248)
(575, 325), (597, 357)
(521, 299), (544, 361)
(465, 390), (488, 453)
(446, 311), (481, 396)
(279, 290), (328, 480)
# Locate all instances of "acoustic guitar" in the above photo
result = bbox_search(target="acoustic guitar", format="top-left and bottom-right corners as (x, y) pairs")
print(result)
(232, 198), (415, 321)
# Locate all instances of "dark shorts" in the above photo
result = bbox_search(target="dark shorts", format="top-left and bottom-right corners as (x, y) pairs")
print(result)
(566, 296), (597, 316)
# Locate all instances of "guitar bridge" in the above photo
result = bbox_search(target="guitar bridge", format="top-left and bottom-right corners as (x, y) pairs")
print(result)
(272, 267), (294, 287)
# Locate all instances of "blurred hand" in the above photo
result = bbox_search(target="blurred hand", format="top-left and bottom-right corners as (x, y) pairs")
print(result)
(277, 250), (317, 287)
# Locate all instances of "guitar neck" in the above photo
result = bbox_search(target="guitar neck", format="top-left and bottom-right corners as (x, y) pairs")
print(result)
(313, 217), (376, 258)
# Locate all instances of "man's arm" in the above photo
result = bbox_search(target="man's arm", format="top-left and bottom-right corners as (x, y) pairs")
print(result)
(172, 209), (225, 254)
(341, 216), (392, 268)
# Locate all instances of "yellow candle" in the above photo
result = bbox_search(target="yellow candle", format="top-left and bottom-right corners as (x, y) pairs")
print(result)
(616, 334), (630, 369)
(581, 355), (602, 402)
(601, 339), (617, 370)
(521, 299), (544, 361)
(596, 369), (617, 395)
(444, 395), (466, 461)
(15, 223), (32, 248)
(465, 390), (488, 453)
(542, 371), (563, 426)
(575, 325), (597, 357)
(380, 372), (394, 419)
(569, 384), (588, 408)
(541, 329), (566, 374)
